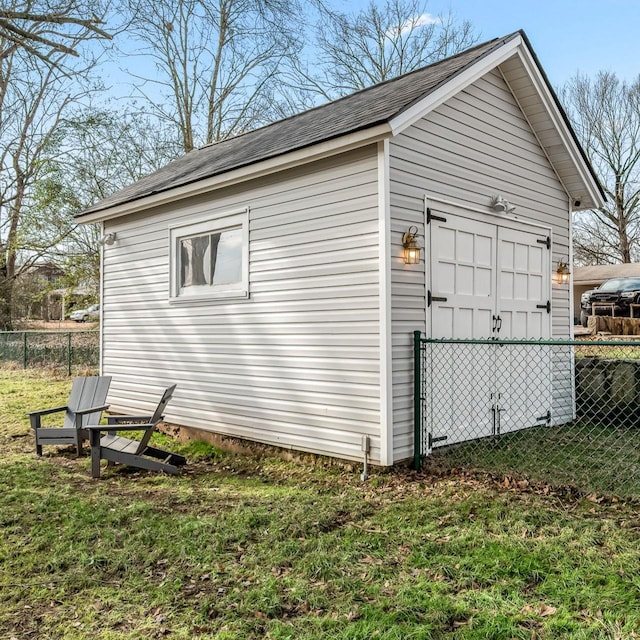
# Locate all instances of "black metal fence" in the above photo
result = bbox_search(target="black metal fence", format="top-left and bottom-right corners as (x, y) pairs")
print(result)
(0, 331), (99, 375)
(414, 331), (640, 499)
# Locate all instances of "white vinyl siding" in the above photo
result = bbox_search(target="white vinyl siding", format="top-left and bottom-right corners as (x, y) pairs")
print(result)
(389, 68), (572, 462)
(102, 146), (383, 463)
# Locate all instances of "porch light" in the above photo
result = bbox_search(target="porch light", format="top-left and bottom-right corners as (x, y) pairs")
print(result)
(402, 226), (421, 264)
(556, 259), (570, 285)
(101, 232), (117, 246)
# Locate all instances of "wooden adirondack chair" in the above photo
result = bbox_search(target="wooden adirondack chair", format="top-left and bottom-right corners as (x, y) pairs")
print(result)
(29, 376), (112, 456)
(87, 384), (186, 478)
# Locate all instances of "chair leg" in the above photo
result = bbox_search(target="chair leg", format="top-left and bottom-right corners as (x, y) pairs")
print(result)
(91, 447), (102, 479)
(36, 442), (42, 457)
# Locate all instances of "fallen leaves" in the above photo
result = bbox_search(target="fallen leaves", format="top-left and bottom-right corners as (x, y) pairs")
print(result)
(520, 602), (558, 617)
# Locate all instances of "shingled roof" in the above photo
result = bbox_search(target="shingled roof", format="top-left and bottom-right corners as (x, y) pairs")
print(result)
(78, 32), (524, 217)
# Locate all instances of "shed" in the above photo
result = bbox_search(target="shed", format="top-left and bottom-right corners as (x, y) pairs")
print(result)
(78, 31), (604, 467)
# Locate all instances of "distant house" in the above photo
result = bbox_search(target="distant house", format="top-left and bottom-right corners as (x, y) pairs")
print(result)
(15, 262), (65, 321)
(573, 264), (640, 323)
(77, 31), (604, 467)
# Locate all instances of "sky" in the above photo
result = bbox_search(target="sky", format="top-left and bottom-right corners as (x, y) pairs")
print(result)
(102, 0), (639, 104)
(391, 0), (640, 87)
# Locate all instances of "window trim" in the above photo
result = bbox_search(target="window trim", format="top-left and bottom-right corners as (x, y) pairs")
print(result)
(168, 207), (249, 303)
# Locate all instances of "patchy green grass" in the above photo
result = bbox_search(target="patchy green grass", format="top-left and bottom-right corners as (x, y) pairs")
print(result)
(0, 368), (73, 439)
(2, 371), (640, 639)
(426, 422), (640, 500)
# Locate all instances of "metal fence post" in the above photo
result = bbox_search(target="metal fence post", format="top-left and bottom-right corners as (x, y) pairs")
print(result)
(23, 331), (27, 369)
(413, 330), (422, 470)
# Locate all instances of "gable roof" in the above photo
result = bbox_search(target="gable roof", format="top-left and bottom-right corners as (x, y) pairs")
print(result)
(78, 30), (604, 221)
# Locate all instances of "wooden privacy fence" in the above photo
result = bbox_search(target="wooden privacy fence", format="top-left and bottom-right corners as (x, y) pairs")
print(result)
(0, 331), (99, 375)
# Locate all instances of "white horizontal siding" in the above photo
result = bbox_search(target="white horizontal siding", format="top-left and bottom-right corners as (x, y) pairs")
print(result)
(102, 146), (383, 463)
(389, 69), (572, 463)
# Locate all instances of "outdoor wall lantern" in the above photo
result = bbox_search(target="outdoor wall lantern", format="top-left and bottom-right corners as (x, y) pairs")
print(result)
(556, 259), (571, 285)
(101, 232), (117, 246)
(402, 226), (421, 264)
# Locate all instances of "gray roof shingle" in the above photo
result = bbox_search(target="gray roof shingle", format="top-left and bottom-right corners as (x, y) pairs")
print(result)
(78, 32), (520, 217)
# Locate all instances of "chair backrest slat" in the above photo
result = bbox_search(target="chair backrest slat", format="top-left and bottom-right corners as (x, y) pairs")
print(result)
(63, 376), (112, 430)
(136, 384), (177, 454)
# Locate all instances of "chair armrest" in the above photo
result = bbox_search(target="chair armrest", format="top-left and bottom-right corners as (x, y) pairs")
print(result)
(75, 405), (110, 416)
(86, 423), (155, 432)
(28, 405), (68, 417)
(107, 415), (152, 425)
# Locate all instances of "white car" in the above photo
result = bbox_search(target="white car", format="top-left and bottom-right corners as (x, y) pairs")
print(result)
(70, 303), (100, 322)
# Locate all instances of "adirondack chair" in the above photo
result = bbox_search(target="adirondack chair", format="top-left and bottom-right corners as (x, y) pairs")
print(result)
(86, 384), (186, 478)
(29, 376), (112, 456)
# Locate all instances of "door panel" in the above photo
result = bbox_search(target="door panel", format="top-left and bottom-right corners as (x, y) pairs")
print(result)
(497, 226), (550, 340)
(429, 213), (497, 445)
(428, 209), (552, 448)
(496, 225), (551, 433)
(430, 215), (496, 340)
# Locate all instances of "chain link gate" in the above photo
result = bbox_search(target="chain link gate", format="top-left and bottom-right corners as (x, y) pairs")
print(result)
(413, 331), (640, 499)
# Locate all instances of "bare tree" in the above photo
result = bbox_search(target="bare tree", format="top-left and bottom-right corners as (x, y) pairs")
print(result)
(562, 72), (640, 264)
(122, 0), (304, 153)
(0, 35), (103, 328)
(0, 1), (111, 64)
(290, 0), (476, 101)
(30, 107), (183, 294)
(0, 1), (119, 328)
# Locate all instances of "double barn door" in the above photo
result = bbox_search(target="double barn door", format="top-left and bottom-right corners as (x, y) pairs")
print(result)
(427, 209), (552, 447)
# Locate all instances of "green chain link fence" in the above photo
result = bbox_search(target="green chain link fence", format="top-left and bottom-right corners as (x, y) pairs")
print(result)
(0, 331), (99, 375)
(414, 331), (640, 500)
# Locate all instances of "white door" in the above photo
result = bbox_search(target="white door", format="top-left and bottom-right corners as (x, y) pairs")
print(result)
(495, 225), (552, 433)
(428, 209), (552, 447)
(429, 214), (497, 445)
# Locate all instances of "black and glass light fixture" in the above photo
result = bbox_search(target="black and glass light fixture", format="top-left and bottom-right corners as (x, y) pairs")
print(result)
(402, 226), (421, 264)
(556, 259), (570, 284)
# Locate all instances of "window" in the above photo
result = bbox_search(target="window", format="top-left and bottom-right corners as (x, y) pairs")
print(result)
(169, 209), (248, 301)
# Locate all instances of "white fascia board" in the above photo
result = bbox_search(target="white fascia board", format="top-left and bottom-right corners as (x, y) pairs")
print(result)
(77, 123), (392, 224)
(513, 46), (605, 211)
(389, 35), (524, 136)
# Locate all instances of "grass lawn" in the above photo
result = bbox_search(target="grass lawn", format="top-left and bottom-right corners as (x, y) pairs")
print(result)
(2, 370), (640, 639)
(426, 423), (640, 500)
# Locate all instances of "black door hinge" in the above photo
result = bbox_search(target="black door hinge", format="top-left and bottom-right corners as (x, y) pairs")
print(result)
(428, 433), (448, 448)
(537, 236), (551, 250)
(535, 300), (551, 314)
(536, 410), (551, 425)
(426, 207), (447, 224)
(428, 290), (447, 306)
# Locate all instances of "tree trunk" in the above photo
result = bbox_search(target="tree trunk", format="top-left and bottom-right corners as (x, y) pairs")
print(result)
(0, 272), (13, 331)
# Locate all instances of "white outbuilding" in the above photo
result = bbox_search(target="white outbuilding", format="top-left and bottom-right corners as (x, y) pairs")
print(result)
(78, 31), (604, 467)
